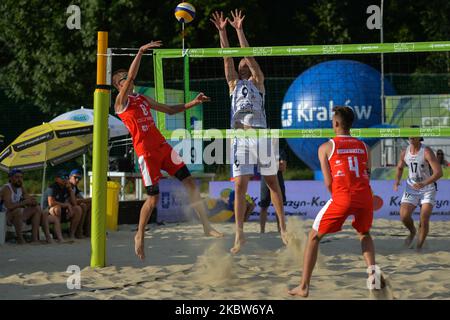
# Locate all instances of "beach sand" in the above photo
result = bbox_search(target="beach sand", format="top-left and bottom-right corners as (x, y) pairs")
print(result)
(1, 218), (450, 300)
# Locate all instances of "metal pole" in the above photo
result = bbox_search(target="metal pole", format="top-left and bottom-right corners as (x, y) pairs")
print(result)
(40, 161), (47, 209)
(83, 153), (87, 197)
(182, 22), (185, 57)
(91, 31), (110, 268)
(380, 0), (386, 167)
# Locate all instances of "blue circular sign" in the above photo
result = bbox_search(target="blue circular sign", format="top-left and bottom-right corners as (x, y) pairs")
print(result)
(281, 60), (396, 174)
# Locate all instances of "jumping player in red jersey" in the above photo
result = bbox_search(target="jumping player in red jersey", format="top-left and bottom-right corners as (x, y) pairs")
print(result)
(113, 41), (223, 260)
(288, 106), (384, 297)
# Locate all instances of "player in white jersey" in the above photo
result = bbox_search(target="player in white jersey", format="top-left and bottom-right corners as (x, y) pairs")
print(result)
(211, 10), (288, 253)
(394, 137), (442, 249)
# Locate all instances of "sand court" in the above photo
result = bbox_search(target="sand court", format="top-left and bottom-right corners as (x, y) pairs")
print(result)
(1, 218), (450, 300)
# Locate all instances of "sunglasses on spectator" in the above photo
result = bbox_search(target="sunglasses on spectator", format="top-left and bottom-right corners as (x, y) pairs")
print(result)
(73, 176), (82, 181)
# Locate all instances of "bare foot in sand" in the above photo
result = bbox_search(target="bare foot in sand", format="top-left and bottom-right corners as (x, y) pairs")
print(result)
(230, 229), (246, 254)
(288, 285), (309, 297)
(134, 233), (145, 260)
(16, 237), (26, 245)
(204, 227), (224, 238)
(281, 230), (289, 246)
(404, 230), (416, 248)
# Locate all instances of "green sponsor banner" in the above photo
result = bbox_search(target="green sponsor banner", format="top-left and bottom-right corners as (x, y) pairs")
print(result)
(154, 41), (450, 59)
(157, 127), (450, 139)
(386, 94), (450, 127)
(152, 41), (450, 139)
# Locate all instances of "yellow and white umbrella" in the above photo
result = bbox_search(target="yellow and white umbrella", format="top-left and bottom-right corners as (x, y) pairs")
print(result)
(0, 120), (93, 171)
(0, 120), (93, 206)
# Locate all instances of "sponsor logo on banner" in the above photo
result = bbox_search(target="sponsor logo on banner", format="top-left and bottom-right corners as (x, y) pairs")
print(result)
(156, 179), (196, 223)
(209, 180), (450, 222)
(70, 114), (90, 122)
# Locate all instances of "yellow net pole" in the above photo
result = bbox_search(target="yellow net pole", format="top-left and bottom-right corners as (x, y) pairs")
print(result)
(91, 31), (110, 268)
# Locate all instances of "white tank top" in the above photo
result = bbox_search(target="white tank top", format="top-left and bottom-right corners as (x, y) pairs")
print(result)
(404, 143), (435, 191)
(6, 183), (23, 204)
(230, 79), (267, 129)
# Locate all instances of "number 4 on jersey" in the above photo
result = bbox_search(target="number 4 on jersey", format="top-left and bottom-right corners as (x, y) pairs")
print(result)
(348, 156), (360, 177)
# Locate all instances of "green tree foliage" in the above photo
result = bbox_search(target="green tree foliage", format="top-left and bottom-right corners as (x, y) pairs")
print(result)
(0, 0), (448, 117)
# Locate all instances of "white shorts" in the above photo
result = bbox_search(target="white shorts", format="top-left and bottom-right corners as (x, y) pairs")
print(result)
(231, 137), (278, 177)
(401, 184), (436, 207)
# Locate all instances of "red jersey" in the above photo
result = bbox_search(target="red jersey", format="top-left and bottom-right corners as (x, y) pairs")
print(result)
(328, 135), (371, 197)
(117, 94), (166, 157)
(313, 135), (373, 235)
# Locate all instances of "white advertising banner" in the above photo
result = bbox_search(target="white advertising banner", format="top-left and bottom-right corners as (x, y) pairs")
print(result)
(209, 180), (450, 221)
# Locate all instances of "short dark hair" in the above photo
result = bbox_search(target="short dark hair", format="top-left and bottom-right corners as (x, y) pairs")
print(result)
(409, 125), (424, 141)
(112, 69), (128, 89)
(8, 168), (23, 177)
(55, 170), (69, 180)
(332, 106), (354, 130)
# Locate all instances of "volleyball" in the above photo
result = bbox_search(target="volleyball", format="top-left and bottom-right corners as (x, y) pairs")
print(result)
(174, 2), (196, 24)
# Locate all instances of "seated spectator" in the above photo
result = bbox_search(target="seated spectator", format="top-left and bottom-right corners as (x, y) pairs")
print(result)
(69, 169), (91, 237)
(1, 169), (52, 244)
(43, 170), (82, 240)
(436, 149), (449, 167)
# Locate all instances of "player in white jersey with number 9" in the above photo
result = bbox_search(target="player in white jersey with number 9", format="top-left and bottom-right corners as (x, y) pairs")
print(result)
(211, 9), (288, 253)
(394, 136), (443, 249)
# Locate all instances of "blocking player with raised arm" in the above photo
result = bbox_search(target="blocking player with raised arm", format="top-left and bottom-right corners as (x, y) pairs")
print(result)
(211, 10), (288, 254)
(288, 106), (384, 297)
(394, 136), (442, 249)
(113, 41), (223, 260)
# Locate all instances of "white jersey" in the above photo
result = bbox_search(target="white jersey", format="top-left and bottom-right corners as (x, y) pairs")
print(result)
(5, 183), (23, 204)
(404, 143), (435, 192)
(230, 79), (267, 129)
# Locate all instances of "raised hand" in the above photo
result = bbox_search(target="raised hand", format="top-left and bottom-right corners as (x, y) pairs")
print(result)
(210, 11), (227, 31)
(139, 40), (163, 53)
(229, 9), (245, 30)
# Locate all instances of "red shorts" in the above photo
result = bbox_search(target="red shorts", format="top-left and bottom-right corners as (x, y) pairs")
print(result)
(137, 143), (185, 186)
(312, 195), (373, 235)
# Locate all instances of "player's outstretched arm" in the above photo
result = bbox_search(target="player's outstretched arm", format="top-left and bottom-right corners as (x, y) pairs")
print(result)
(318, 142), (333, 194)
(142, 93), (210, 115)
(115, 41), (162, 112)
(229, 9), (264, 85)
(394, 149), (406, 191)
(211, 11), (238, 89)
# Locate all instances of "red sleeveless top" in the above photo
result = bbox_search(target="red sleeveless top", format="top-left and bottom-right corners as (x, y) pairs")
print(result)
(328, 136), (371, 197)
(117, 94), (166, 157)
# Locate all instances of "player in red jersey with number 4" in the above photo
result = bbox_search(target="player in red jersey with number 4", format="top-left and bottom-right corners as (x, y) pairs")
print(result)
(288, 106), (384, 297)
(113, 41), (223, 261)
